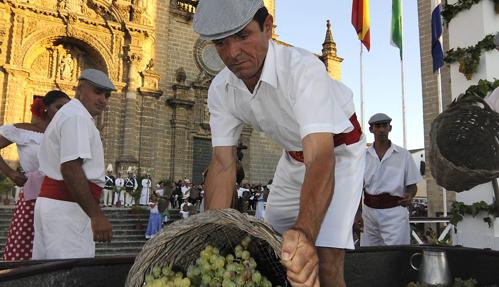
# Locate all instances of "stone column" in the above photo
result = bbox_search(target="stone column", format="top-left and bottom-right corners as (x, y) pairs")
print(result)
(117, 48), (142, 172)
(166, 84), (194, 181)
(1, 67), (29, 165)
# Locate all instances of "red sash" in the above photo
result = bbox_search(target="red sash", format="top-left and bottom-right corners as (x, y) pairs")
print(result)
(38, 177), (102, 203)
(287, 113), (362, 163)
(363, 192), (403, 209)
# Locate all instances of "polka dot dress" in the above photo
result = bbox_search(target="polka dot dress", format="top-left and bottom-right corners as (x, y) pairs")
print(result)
(2, 192), (35, 261)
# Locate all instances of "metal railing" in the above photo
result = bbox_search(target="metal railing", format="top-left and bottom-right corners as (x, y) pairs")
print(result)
(410, 216), (453, 244)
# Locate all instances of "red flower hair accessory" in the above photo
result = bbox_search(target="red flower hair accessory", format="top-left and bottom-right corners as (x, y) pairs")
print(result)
(30, 97), (46, 120)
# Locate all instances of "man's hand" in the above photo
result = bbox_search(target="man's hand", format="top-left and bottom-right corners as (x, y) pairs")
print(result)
(91, 213), (113, 242)
(281, 228), (320, 287)
(399, 184), (417, 207)
(353, 210), (364, 234)
(9, 170), (27, 187)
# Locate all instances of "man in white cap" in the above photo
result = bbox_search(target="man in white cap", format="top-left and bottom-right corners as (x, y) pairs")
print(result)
(33, 68), (115, 259)
(360, 113), (421, 246)
(193, 1), (365, 286)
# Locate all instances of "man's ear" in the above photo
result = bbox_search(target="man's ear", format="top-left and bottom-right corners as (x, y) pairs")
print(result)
(389, 125), (393, 132)
(369, 126), (374, 133)
(264, 15), (273, 38)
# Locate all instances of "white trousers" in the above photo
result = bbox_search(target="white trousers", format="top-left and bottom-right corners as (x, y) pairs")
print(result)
(360, 205), (410, 246)
(139, 188), (149, 205)
(113, 189), (125, 205)
(32, 197), (94, 260)
(102, 188), (113, 206)
(265, 135), (365, 249)
(126, 191), (135, 206)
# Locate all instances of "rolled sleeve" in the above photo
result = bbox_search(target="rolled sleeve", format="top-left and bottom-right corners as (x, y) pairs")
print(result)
(59, 115), (93, 164)
(208, 85), (243, 147)
(405, 152), (422, 186)
(291, 59), (352, 139)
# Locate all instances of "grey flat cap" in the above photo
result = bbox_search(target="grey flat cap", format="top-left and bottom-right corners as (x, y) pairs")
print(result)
(78, 69), (117, 91)
(193, 0), (264, 40)
(368, 113), (392, 125)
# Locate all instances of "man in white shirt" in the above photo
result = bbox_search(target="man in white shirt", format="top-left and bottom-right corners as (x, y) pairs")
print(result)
(193, 1), (365, 286)
(33, 69), (115, 259)
(360, 113), (422, 246)
(114, 172), (125, 206)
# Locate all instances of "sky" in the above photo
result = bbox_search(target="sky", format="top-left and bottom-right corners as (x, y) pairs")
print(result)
(275, 0), (424, 150)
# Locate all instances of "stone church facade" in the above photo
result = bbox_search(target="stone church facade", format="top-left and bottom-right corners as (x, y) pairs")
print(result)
(0, 0), (342, 185)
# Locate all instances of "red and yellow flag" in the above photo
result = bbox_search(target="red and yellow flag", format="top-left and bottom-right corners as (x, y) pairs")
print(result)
(351, 0), (370, 51)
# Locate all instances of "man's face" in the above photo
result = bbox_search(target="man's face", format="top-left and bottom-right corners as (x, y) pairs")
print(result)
(76, 81), (110, 117)
(213, 15), (273, 87)
(369, 122), (392, 142)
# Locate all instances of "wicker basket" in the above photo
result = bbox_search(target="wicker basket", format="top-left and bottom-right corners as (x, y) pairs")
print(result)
(429, 94), (499, 192)
(125, 209), (288, 286)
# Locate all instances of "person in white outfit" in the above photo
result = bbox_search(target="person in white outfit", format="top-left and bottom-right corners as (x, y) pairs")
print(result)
(193, 1), (365, 285)
(139, 174), (151, 205)
(360, 113), (422, 246)
(33, 69), (114, 259)
(113, 173), (124, 206)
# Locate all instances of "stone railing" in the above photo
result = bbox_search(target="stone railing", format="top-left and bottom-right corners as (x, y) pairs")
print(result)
(175, 0), (197, 14)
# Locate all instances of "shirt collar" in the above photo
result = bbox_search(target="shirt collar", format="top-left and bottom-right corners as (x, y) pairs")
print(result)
(368, 141), (399, 158)
(225, 40), (278, 94)
(72, 98), (94, 120)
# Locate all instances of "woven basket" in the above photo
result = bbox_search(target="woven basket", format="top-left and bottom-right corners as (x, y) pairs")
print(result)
(125, 209), (288, 286)
(430, 94), (499, 192)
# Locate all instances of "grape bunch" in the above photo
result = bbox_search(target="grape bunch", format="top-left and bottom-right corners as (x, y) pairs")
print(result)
(144, 236), (278, 287)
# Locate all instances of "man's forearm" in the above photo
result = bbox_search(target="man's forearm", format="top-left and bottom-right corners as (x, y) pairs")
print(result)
(294, 156), (335, 241)
(61, 160), (102, 218)
(204, 149), (236, 209)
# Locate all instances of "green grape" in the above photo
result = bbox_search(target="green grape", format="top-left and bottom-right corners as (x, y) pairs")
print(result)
(221, 278), (236, 287)
(201, 274), (211, 285)
(145, 274), (155, 283)
(180, 277), (191, 287)
(252, 271), (262, 283)
(212, 247), (220, 255)
(234, 245), (243, 254)
(249, 258), (257, 269)
(241, 250), (250, 260)
(225, 254), (234, 264)
(241, 236), (251, 248)
(152, 266), (162, 278)
(162, 266), (172, 277)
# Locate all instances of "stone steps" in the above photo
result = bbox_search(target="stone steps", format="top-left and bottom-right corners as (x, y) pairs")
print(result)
(0, 206), (183, 258)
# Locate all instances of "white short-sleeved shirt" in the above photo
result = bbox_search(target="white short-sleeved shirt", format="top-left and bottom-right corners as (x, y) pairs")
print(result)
(115, 177), (124, 188)
(0, 125), (43, 173)
(208, 40), (354, 150)
(38, 99), (105, 187)
(363, 143), (422, 197)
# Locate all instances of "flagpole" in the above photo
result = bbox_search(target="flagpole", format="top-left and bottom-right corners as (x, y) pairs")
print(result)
(360, 42), (365, 130)
(436, 68), (447, 216)
(400, 58), (407, 149)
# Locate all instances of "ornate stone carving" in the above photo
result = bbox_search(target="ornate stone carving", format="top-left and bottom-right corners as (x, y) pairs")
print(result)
(175, 67), (186, 84)
(19, 27), (118, 79)
(59, 51), (74, 80)
(193, 70), (212, 87)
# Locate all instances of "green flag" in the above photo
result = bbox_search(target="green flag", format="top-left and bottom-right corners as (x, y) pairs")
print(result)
(391, 0), (403, 59)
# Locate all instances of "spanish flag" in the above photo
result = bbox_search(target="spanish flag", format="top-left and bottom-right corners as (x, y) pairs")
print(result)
(351, 0), (370, 51)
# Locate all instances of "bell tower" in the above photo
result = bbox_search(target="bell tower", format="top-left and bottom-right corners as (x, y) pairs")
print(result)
(321, 20), (343, 80)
